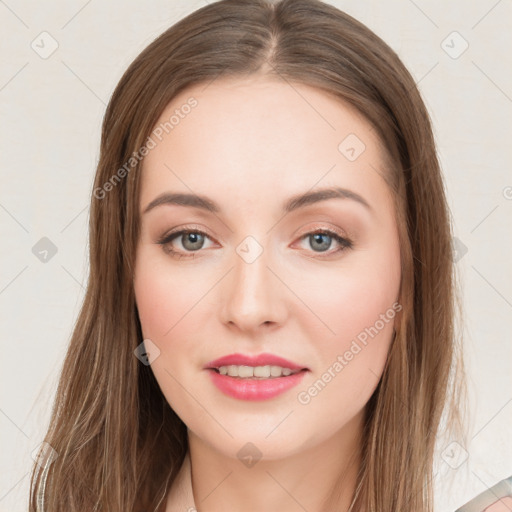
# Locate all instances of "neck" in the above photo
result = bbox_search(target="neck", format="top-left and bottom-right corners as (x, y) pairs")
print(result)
(187, 410), (364, 512)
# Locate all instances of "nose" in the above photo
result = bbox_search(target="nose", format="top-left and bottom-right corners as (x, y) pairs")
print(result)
(219, 239), (288, 333)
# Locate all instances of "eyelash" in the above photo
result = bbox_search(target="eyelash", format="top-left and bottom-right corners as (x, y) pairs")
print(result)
(156, 226), (353, 259)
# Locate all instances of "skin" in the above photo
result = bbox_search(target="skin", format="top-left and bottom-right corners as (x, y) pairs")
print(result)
(133, 75), (402, 512)
(485, 498), (512, 511)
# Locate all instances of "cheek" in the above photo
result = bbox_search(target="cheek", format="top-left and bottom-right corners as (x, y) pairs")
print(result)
(291, 238), (400, 416)
(294, 238), (401, 350)
(133, 252), (211, 421)
(292, 293), (397, 445)
(134, 270), (174, 340)
(134, 250), (211, 340)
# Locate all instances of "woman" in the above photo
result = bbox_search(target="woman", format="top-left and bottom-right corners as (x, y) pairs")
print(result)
(29, 0), (467, 510)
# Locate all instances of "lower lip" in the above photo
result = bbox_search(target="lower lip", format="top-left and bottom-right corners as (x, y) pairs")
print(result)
(206, 369), (308, 401)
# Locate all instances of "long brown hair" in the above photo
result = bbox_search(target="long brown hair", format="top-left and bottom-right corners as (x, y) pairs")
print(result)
(29, 0), (467, 510)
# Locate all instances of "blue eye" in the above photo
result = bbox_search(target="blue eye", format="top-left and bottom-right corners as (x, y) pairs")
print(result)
(176, 231), (206, 251)
(157, 229), (212, 258)
(303, 230), (353, 254)
(157, 228), (353, 259)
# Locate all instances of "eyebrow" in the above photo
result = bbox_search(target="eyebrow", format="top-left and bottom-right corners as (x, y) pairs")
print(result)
(142, 186), (372, 215)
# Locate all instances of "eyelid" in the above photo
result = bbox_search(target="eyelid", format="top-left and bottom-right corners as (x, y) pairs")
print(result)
(293, 222), (351, 241)
(158, 224), (215, 242)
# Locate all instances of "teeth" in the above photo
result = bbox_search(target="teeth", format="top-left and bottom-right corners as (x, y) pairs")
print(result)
(216, 365), (300, 379)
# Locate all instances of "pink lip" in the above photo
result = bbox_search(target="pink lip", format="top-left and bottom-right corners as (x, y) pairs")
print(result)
(204, 352), (309, 401)
(207, 369), (307, 401)
(204, 352), (307, 370)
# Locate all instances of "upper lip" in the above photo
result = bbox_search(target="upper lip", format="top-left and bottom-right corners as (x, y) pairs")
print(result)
(204, 353), (308, 371)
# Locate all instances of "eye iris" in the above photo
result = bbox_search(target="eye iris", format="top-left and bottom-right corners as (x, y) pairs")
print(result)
(310, 233), (331, 252)
(182, 232), (204, 251)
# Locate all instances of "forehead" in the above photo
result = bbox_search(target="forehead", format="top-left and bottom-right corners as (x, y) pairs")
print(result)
(139, 76), (390, 213)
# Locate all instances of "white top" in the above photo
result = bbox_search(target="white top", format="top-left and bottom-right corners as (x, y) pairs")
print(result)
(164, 452), (197, 511)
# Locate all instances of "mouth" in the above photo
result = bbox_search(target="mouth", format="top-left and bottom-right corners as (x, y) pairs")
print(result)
(206, 367), (309, 401)
(204, 353), (310, 401)
(203, 353), (310, 401)
(209, 364), (306, 379)
(204, 352), (308, 373)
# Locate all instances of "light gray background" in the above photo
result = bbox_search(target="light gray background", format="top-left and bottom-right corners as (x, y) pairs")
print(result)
(1, 1), (511, 511)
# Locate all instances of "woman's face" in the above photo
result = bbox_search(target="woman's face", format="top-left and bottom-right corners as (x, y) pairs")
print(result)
(134, 76), (402, 461)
